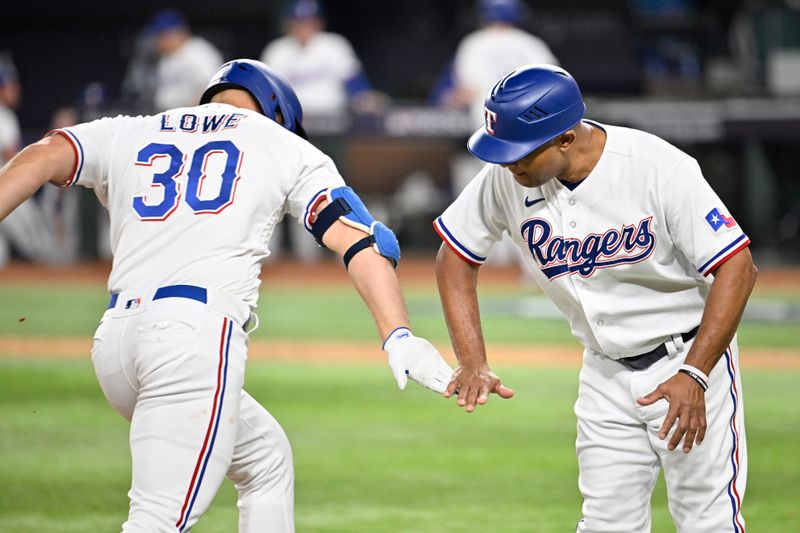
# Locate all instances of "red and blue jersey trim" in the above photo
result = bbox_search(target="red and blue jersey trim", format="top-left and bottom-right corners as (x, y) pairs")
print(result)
(433, 216), (486, 266)
(723, 346), (746, 533)
(698, 234), (750, 276)
(175, 317), (233, 532)
(303, 188), (329, 232)
(50, 128), (84, 188)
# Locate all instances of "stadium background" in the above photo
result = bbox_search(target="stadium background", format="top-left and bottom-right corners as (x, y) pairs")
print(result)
(1, 1), (799, 531)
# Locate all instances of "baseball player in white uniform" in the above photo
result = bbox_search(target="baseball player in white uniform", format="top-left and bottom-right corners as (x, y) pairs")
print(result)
(148, 9), (224, 111)
(434, 65), (756, 532)
(0, 59), (453, 533)
(260, 0), (374, 117)
(450, 0), (559, 124)
(0, 56), (61, 266)
(443, 0), (559, 267)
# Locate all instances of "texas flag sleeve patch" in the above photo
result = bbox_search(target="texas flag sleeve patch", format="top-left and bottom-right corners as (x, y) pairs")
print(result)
(705, 207), (737, 232)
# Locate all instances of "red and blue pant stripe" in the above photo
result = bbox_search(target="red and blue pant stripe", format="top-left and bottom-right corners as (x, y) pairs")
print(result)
(175, 317), (233, 531)
(723, 347), (746, 533)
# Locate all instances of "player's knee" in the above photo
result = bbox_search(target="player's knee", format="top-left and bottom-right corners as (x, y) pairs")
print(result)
(235, 428), (294, 496)
(261, 430), (294, 488)
(253, 431), (294, 487)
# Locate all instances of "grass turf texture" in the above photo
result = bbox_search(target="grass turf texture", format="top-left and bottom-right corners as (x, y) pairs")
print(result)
(1, 280), (798, 531)
(1, 359), (799, 532)
(1, 283), (799, 348)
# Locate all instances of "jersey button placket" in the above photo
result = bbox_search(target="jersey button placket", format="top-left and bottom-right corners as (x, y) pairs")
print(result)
(562, 195), (577, 235)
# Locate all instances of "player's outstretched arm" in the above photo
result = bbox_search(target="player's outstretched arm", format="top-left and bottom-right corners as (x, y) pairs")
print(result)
(637, 248), (757, 453)
(318, 209), (454, 394)
(435, 244), (514, 412)
(0, 134), (74, 221)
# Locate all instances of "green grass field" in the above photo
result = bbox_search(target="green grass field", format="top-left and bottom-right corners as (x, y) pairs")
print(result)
(2, 282), (799, 348)
(1, 279), (799, 532)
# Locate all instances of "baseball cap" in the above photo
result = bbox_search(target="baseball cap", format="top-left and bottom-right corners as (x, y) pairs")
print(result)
(145, 9), (188, 34)
(479, 0), (523, 25)
(283, 0), (325, 21)
(0, 59), (17, 86)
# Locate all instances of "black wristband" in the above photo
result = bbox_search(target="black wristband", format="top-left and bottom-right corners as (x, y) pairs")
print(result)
(678, 368), (708, 392)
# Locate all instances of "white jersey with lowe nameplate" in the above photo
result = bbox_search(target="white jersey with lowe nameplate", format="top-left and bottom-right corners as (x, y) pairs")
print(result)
(435, 122), (750, 358)
(54, 103), (344, 306)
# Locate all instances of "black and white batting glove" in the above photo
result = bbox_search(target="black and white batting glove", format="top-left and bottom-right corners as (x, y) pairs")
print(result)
(383, 328), (454, 394)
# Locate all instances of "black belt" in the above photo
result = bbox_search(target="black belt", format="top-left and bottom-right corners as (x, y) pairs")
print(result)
(617, 326), (699, 371)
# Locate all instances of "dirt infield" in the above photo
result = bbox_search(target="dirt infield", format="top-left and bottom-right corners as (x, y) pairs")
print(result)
(1, 337), (798, 369)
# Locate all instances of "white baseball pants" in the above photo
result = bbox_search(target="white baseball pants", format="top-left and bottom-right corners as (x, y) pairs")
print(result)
(91, 289), (294, 532)
(575, 337), (747, 533)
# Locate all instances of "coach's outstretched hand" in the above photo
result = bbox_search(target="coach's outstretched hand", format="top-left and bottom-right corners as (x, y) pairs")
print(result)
(443, 364), (514, 413)
(383, 328), (454, 393)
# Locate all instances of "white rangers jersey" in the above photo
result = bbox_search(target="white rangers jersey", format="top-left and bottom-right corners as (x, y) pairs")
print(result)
(55, 103), (344, 306)
(435, 122), (750, 358)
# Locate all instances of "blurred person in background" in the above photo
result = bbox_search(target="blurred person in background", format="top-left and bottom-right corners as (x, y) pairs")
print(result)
(260, 0), (387, 117)
(262, 0), (390, 263)
(437, 0), (559, 268)
(37, 82), (113, 265)
(148, 8), (223, 112)
(0, 53), (21, 166)
(0, 53), (58, 267)
(440, 0), (559, 124)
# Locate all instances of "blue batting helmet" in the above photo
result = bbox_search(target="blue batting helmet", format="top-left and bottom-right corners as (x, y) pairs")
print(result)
(479, 0), (523, 25)
(468, 64), (586, 164)
(200, 59), (307, 139)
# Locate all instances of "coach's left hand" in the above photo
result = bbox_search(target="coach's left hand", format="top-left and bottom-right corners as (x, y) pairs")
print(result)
(637, 372), (707, 453)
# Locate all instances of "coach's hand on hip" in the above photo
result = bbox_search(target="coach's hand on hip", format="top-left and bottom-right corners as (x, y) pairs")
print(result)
(637, 372), (707, 453)
(444, 363), (514, 413)
(383, 328), (454, 394)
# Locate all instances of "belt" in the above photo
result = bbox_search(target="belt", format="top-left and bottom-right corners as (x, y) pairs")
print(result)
(108, 284), (207, 309)
(107, 284), (253, 330)
(617, 326), (699, 371)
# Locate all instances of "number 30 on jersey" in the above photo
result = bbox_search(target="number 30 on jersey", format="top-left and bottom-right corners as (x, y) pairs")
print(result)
(133, 140), (242, 220)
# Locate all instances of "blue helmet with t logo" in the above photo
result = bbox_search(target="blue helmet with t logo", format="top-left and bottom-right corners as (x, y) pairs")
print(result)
(468, 64), (585, 164)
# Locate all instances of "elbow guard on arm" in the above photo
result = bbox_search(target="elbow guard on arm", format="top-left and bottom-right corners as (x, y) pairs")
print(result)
(310, 186), (401, 268)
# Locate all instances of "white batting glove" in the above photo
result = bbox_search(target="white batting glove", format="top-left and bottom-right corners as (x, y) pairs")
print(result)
(383, 328), (454, 394)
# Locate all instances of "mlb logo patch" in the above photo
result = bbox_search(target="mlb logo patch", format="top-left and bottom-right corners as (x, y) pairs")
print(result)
(125, 298), (142, 310)
(705, 207), (736, 232)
